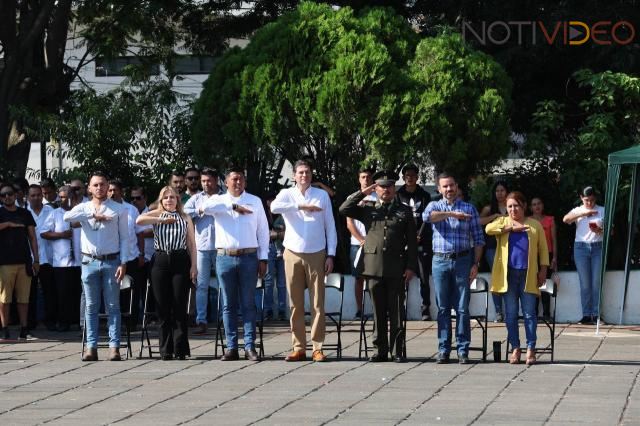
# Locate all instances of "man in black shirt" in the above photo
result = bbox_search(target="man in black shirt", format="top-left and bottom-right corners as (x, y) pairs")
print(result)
(395, 165), (433, 321)
(0, 183), (39, 340)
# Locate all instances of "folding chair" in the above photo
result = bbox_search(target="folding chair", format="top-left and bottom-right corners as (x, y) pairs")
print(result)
(81, 276), (134, 360)
(138, 280), (192, 359)
(304, 273), (344, 359)
(451, 277), (489, 361)
(358, 280), (408, 360)
(214, 278), (265, 358)
(504, 278), (558, 362)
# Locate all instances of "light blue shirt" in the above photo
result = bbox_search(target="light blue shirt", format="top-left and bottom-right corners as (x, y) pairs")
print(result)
(63, 199), (129, 265)
(184, 190), (222, 251)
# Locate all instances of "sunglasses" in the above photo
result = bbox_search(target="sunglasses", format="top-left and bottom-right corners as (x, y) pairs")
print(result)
(0, 191), (15, 197)
(131, 195), (144, 201)
(186, 176), (199, 180)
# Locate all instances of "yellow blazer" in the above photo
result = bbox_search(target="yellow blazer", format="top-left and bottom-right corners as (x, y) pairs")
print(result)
(485, 217), (550, 295)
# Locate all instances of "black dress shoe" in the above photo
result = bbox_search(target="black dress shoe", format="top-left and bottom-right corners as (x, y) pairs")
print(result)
(458, 354), (470, 364)
(394, 355), (407, 363)
(578, 316), (593, 325)
(221, 349), (240, 361)
(436, 352), (450, 364)
(245, 349), (260, 361)
(176, 354), (186, 360)
(368, 353), (389, 362)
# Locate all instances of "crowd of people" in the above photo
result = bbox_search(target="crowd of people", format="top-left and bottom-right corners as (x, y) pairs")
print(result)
(0, 161), (606, 364)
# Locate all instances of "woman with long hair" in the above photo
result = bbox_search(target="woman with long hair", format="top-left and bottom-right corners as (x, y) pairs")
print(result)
(530, 196), (557, 320)
(137, 186), (197, 360)
(480, 180), (510, 322)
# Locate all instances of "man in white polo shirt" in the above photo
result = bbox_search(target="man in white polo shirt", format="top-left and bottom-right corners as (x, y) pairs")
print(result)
(201, 167), (269, 361)
(271, 159), (337, 362)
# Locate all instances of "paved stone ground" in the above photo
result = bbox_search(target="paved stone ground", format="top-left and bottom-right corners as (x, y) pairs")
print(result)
(1, 320), (639, 425)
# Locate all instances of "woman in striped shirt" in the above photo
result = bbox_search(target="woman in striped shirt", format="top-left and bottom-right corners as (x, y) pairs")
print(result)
(137, 186), (197, 360)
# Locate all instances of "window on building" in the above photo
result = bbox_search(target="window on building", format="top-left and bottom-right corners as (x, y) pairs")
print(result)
(172, 55), (218, 74)
(95, 56), (160, 77)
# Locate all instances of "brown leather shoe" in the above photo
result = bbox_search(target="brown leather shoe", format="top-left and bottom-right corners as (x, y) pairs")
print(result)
(192, 323), (207, 335)
(82, 348), (98, 362)
(108, 347), (122, 361)
(245, 348), (260, 361)
(220, 348), (239, 361)
(285, 350), (307, 362)
(312, 350), (327, 362)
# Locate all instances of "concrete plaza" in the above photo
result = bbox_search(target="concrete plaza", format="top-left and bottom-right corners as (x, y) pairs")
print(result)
(1, 320), (639, 425)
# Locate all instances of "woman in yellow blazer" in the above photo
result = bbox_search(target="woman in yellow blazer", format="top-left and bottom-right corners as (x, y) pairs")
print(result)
(486, 191), (549, 365)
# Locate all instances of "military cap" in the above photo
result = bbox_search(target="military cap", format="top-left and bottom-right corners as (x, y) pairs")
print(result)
(372, 170), (398, 187)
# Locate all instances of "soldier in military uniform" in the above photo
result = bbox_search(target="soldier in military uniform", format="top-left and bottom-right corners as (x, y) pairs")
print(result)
(339, 171), (417, 362)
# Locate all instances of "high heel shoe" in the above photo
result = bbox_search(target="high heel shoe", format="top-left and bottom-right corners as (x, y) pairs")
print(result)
(526, 349), (536, 365)
(509, 348), (521, 364)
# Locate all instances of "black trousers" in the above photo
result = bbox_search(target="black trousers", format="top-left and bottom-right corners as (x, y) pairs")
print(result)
(50, 266), (82, 327)
(123, 259), (146, 326)
(367, 276), (405, 357)
(417, 245), (432, 310)
(28, 264), (54, 329)
(150, 250), (191, 357)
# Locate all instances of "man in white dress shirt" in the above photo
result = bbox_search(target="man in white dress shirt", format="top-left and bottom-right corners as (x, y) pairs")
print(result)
(64, 172), (128, 361)
(271, 159), (337, 362)
(201, 167), (269, 361)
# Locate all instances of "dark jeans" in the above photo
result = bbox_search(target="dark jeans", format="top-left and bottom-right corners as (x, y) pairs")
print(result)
(367, 276), (405, 357)
(31, 264), (54, 329)
(417, 244), (432, 310)
(51, 266), (81, 327)
(150, 250), (191, 357)
(123, 259), (145, 326)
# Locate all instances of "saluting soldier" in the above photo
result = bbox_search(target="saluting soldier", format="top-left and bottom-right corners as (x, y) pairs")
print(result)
(339, 170), (417, 362)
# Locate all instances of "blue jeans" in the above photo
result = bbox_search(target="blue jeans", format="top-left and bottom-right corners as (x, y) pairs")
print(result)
(485, 248), (503, 315)
(216, 253), (258, 350)
(81, 257), (121, 348)
(196, 250), (218, 324)
(432, 253), (472, 355)
(504, 268), (537, 350)
(256, 242), (286, 314)
(574, 241), (603, 317)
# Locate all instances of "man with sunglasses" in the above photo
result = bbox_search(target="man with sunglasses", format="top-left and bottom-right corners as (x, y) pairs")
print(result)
(0, 183), (40, 340)
(339, 171), (417, 362)
(185, 167), (201, 199)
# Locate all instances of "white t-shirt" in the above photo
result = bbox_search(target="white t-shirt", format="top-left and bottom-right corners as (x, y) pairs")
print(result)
(349, 193), (377, 246)
(570, 205), (605, 243)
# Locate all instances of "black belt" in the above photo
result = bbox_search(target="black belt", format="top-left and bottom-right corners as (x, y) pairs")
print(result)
(81, 252), (119, 261)
(155, 249), (187, 255)
(434, 249), (471, 260)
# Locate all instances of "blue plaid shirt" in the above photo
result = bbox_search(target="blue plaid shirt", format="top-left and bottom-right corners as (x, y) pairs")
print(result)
(423, 199), (485, 254)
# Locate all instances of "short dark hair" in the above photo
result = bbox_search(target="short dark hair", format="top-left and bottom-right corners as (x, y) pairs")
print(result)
(580, 186), (596, 197)
(108, 179), (123, 190)
(89, 171), (109, 182)
(0, 183), (15, 193)
(225, 166), (245, 177)
(402, 164), (419, 175)
(28, 184), (42, 192)
(130, 186), (145, 196)
(293, 159), (313, 173)
(185, 167), (200, 175)
(358, 167), (374, 175)
(170, 170), (185, 178)
(201, 167), (218, 178)
(40, 177), (55, 188)
(436, 171), (456, 184)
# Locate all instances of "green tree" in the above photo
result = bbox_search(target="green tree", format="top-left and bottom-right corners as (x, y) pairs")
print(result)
(405, 32), (512, 185)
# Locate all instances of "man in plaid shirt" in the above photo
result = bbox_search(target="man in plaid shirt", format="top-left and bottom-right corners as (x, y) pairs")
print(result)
(423, 172), (484, 364)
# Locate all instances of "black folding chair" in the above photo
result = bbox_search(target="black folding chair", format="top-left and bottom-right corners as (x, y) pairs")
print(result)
(138, 280), (192, 359)
(81, 276), (134, 360)
(451, 277), (489, 361)
(358, 280), (408, 360)
(214, 278), (265, 358)
(504, 278), (558, 362)
(302, 273), (344, 359)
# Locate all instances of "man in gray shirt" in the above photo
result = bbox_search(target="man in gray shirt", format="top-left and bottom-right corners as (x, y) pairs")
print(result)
(64, 171), (128, 361)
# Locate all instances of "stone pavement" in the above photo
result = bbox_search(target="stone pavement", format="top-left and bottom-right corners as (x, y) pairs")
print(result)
(1, 320), (640, 425)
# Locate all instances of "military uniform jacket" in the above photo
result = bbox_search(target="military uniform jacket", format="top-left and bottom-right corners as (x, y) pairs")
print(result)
(339, 191), (418, 278)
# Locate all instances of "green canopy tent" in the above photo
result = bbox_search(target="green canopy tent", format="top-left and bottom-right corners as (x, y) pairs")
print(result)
(599, 145), (640, 326)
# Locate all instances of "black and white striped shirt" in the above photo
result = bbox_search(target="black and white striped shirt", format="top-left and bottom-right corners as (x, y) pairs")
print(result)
(153, 211), (188, 252)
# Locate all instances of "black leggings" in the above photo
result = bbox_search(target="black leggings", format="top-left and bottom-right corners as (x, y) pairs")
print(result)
(150, 250), (191, 357)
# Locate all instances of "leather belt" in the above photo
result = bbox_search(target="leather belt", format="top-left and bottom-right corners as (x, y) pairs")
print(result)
(216, 248), (257, 256)
(81, 252), (119, 261)
(433, 249), (471, 260)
